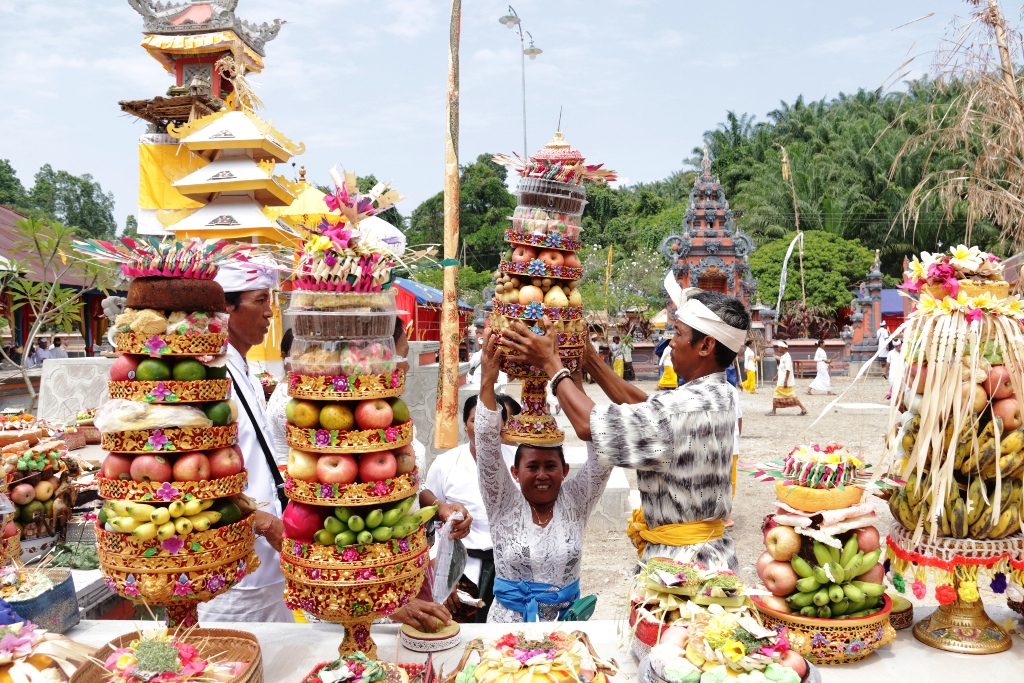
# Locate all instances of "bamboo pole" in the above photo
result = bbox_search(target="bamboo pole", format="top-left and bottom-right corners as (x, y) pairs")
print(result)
(434, 0), (462, 450)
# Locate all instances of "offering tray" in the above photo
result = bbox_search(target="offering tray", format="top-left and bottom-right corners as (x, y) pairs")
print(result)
(97, 470), (247, 502)
(115, 332), (228, 356)
(886, 522), (1024, 654)
(505, 228), (582, 252)
(101, 424), (238, 453)
(285, 420), (413, 453)
(499, 258), (583, 280)
(287, 369), (405, 401)
(107, 379), (232, 403)
(284, 469), (418, 506)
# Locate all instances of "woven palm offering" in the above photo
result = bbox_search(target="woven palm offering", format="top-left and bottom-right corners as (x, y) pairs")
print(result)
(882, 245), (1024, 654)
(490, 133), (616, 444)
(280, 169), (431, 657)
(75, 237), (261, 627)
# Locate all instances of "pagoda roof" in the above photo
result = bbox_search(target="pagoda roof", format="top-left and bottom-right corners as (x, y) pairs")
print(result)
(119, 93), (220, 127)
(127, 1), (281, 58)
(169, 109), (303, 163)
(168, 195), (294, 243)
(173, 156), (299, 206)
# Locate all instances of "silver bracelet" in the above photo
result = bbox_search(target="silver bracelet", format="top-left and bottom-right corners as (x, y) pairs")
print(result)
(548, 368), (572, 393)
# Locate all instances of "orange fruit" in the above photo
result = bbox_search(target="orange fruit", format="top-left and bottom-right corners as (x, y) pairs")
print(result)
(292, 400), (322, 429)
(320, 403), (355, 431)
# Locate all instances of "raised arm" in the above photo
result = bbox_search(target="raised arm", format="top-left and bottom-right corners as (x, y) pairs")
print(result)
(476, 331), (518, 513)
(561, 441), (613, 519)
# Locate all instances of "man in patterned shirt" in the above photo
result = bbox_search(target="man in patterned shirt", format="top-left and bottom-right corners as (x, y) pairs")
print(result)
(500, 282), (749, 571)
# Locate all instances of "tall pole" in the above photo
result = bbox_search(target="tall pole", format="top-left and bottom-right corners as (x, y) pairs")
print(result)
(520, 30), (528, 158)
(778, 145), (806, 307)
(435, 0), (461, 450)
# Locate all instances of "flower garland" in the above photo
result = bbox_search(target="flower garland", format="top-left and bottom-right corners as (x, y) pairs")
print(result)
(900, 244), (1004, 296)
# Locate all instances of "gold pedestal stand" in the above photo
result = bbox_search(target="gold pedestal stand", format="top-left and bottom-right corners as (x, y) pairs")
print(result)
(913, 599), (1012, 654)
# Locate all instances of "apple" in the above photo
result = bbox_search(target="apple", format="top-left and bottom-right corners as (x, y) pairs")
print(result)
(518, 285), (544, 304)
(563, 252), (581, 269)
(762, 561), (799, 597)
(389, 398), (410, 425)
(759, 595), (792, 614)
(909, 363), (927, 394)
(130, 455), (173, 483)
(393, 444), (416, 475)
(993, 396), (1023, 431)
(33, 481), (54, 502)
(287, 448), (320, 482)
(285, 398), (300, 423)
(110, 354), (141, 381)
(172, 451), (211, 481)
(1, 521), (17, 539)
(537, 249), (564, 268)
(316, 454), (359, 485)
(779, 650), (807, 679)
(985, 365), (1014, 399)
(511, 245), (537, 263)
(359, 451), (397, 483)
(10, 483), (35, 506)
(209, 446), (245, 479)
(856, 563), (885, 584)
(282, 501), (326, 542)
(101, 453), (135, 480)
(660, 626), (689, 649)
(962, 382), (988, 413)
(765, 525), (802, 561)
(756, 551), (775, 581)
(853, 526), (881, 553)
(354, 399), (394, 430)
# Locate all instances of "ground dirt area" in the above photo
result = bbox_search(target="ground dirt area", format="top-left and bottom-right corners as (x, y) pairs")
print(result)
(509, 374), (921, 621)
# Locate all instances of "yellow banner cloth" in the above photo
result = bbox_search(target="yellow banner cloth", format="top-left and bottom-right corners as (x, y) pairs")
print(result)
(138, 143), (206, 210)
(626, 508), (725, 558)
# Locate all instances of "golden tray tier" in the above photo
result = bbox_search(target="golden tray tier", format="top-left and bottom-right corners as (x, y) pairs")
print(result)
(97, 470), (247, 502)
(115, 332), (228, 357)
(284, 469), (418, 507)
(284, 526), (428, 570)
(101, 424), (238, 454)
(286, 420), (412, 454)
(499, 258), (583, 281)
(107, 379), (231, 403)
(287, 370), (404, 401)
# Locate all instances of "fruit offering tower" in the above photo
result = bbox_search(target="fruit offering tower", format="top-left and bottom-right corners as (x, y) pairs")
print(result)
(278, 170), (432, 657)
(490, 133), (616, 443)
(883, 245), (1024, 654)
(74, 237), (261, 627)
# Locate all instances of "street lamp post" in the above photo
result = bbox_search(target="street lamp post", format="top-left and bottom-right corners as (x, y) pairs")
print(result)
(499, 6), (541, 159)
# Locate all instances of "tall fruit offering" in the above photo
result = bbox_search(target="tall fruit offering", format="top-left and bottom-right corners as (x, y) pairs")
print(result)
(491, 133), (615, 443)
(278, 170), (430, 658)
(884, 245), (1024, 654)
(74, 238), (260, 627)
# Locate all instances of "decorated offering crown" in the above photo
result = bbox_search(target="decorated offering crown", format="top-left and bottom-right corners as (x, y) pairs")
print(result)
(742, 443), (902, 491)
(73, 237), (254, 280)
(901, 244), (1005, 295)
(493, 132), (617, 185)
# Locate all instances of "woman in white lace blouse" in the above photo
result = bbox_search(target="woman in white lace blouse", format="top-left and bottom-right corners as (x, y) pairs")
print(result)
(475, 331), (613, 622)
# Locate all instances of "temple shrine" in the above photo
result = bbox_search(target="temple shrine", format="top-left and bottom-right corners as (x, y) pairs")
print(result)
(660, 147), (757, 306)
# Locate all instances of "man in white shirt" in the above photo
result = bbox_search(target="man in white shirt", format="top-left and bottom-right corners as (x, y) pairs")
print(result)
(49, 337), (69, 359)
(741, 340), (757, 393)
(33, 339), (53, 364)
(876, 321), (889, 373)
(199, 259), (294, 622)
(769, 341), (807, 416)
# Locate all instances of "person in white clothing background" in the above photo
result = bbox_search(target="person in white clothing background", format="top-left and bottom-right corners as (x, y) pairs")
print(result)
(806, 339), (833, 395)
(199, 259), (294, 623)
(876, 320), (889, 373)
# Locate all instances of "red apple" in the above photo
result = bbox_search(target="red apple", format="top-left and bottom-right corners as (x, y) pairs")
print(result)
(511, 245), (537, 263)
(208, 446), (244, 479)
(757, 551), (775, 581)
(393, 444), (416, 475)
(354, 399), (394, 430)
(853, 526), (881, 553)
(660, 626), (688, 649)
(316, 454), (358, 485)
(984, 365), (1014, 399)
(110, 354), (141, 381)
(10, 483), (35, 506)
(1, 521), (17, 539)
(172, 451), (210, 481)
(359, 451), (397, 483)
(101, 453), (135, 480)
(130, 455), (173, 483)
(779, 650), (807, 679)
(287, 448), (320, 482)
(563, 252), (581, 269)
(993, 397), (1023, 431)
(759, 595), (792, 614)
(909, 363), (928, 394)
(856, 563), (886, 584)
(766, 525), (802, 561)
(537, 249), (564, 268)
(282, 501), (327, 542)
(762, 561), (799, 597)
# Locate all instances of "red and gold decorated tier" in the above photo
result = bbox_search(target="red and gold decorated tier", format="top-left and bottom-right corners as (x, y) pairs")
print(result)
(490, 133), (615, 445)
(80, 238), (261, 627)
(280, 182), (428, 657)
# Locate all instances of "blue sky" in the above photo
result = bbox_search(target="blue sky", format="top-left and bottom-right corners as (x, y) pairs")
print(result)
(0, 0), (974, 229)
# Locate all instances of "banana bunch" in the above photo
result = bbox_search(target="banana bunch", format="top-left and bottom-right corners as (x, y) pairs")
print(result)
(314, 496), (438, 547)
(99, 499), (222, 542)
(785, 539), (885, 619)
(890, 473), (1023, 539)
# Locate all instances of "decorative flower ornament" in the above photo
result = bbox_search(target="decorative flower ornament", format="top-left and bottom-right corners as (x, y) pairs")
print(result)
(991, 573), (1008, 594)
(935, 584), (957, 605)
(957, 580), (980, 604)
(912, 580), (926, 600)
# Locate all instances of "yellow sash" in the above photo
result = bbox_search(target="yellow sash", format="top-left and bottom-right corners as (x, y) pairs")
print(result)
(626, 508), (725, 558)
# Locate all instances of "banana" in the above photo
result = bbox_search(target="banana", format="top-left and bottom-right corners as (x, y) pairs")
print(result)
(200, 499), (215, 510)
(183, 499), (205, 517)
(983, 449), (1024, 481)
(975, 437), (1000, 475)
(1000, 428), (1024, 455)
(940, 500), (952, 536)
(843, 551), (865, 578)
(796, 577), (822, 593)
(842, 583), (866, 602)
(966, 478), (985, 526)
(151, 507), (171, 526)
(852, 581), (886, 597)
(108, 500), (131, 517)
(825, 561), (846, 585)
(174, 517), (193, 535)
(813, 567), (829, 585)
(828, 544), (841, 563)
(839, 535), (859, 568)
(110, 517), (141, 533)
(787, 591), (816, 608)
(951, 496), (968, 538)
(989, 504), (1020, 540)
(132, 522), (158, 541)
(831, 598), (850, 616)
(902, 432), (916, 454)
(813, 588), (830, 607)
(791, 556), (814, 579)
(969, 505), (997, 538)
(168, 501), (186, 518)
(800, 606), (818, 618)
(188, 514), (211, 532)
(859, 550), (882, 570)
(954, 440), (970, 472)
(126, 503), (156, 522)
(197, 510), (221, 524)
(905, 472), (922, 509)
(157, 521), (176, 541)
(896, 492), (918, 530)
(817, 605), (832, 619)
(813, 541), (834, 568)
(828, 584), (845, 603)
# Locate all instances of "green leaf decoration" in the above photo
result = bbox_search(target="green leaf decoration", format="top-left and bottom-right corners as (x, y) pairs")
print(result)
(143, 548), (157, 558)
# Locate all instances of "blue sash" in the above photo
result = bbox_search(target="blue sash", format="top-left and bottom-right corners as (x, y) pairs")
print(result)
(492, 577), (581, 622)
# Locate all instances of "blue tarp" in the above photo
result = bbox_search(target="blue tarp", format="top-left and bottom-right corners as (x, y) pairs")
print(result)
(393, 278), (473, 310)
(881, 289), (904, 315)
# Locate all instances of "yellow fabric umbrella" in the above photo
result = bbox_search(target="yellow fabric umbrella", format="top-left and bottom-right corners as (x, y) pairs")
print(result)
(264, 182), (345, 230)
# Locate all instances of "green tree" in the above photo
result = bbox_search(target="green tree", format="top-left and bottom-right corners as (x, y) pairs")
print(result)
(122, 215), (139, 238)
(749, 231), (874, 312)
(28, 164), (117, 239)
(0, 159), (26, 207)
(355, 175), (405, 229)
(412, 264), (493, 306)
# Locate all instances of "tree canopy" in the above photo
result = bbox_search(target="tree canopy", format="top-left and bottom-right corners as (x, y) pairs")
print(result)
(0, 161), (117, 239)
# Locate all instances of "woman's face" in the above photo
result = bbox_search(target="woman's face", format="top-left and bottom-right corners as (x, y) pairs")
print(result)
(513, 448), (569, 507)
(465, 406), (477, 457)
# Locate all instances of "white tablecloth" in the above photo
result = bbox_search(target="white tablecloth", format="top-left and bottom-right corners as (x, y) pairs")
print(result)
(64, 607), (1024, 683)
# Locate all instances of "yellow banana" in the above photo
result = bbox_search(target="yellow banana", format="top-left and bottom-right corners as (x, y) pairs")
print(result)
(183, 500), (205, 516)
(905, 472), (921, 509)
(126, 503), (156, 522)
(188, 514), (211, 532)
(157, 521), (176, 541)
(174, 517), (193, 535)
(965, 478), (985, 527)
(951, 496), (968, 538)
(150, 507), (171, 525)
(940, 500), (952, 536)
(1001, 429), (1024, 455)
(132, 522), (158, 542)
(110, 517), (141, 533)
(168, 501), (186, 518)
(954, 440), (970, 472)
(983, 449), (1024, 481)
(902, 432), (916, 454)
(973, 440), (999, 476)
(988, 505), (1020, 540)
(896, 492), (918, 530)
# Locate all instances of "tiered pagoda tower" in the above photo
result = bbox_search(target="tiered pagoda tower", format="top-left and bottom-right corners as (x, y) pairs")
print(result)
(660, 147), (757, 306)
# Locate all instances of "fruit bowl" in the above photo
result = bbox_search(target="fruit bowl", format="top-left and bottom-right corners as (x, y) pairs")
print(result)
(287, 370), (404, 401)
(284, 470), (419, 506)
(282, 545), (428, 585)
(101, 424), (238, 453)
(499, 258), (583, 281)
(493, 300), (584, 322)
(96, 471), (248, 502)
(285, 420), (413, 454)
(107, 379), (232, 403)
(115, 332), (228, 357)
(751, 595), (895, 665)
(285, 525), (428, 569)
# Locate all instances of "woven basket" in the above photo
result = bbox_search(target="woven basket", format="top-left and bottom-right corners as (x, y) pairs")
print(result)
(286, 420), (412, 454)
(287, 370), (405, 401)
(284, 470), (418, 506)
(97, 470), (247, 502)
(7, 568), (80, 634)
(69, 628), (263, 683)
(116, 332), (228, 357)
(108, 379), (232, 403)
(101, 424), (238, 453)
(887, 522), (1024, 562)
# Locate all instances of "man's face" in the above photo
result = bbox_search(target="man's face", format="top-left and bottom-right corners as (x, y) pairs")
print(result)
(53, 339), (62, 347)
(39, 340), (48, 348)
(669, 320), (709, 381)
(226, 289), (273, 349)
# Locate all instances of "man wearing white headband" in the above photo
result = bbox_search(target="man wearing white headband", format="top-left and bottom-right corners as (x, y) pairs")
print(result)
(500, 275), (750, 571)
(199, 259), (295, 623)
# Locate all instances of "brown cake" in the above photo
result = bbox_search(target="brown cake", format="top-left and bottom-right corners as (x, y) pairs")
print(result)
(127, 277), (227, 312)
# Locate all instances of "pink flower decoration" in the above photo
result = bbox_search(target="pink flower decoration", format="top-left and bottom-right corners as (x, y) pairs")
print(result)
(912, 580), (927, 599)
(147, 429), (169, 449)
(144, 335), (168, 354)
(172, 574), (194, 597)
(384, 426), (399, 442)
(966, 307), (983, 323)
(123, 575), (140, 597)
(161, 536), (185, 555)
(104, 576), (117, 592)
(332, 376), (350, 392)
(342, 547), (360, 561)
(154, 482), (180, 501)
(293, 541), (304, 556)
(373, 480), (390, 496)
(285, 478), (296, 491)
(150, 381), (172, 401)
(205, 574), (227, 592)
(235, 560), (247, 584)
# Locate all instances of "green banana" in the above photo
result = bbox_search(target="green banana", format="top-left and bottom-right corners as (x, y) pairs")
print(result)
(859, 549), (881, 570)
(828, 544), (841, 563)
(800, 606), (818, 618)
(825, 561), (846, 585)
(863, 594), (881, 609)
(828, 584), (845, 603)
(813, 567), (829, 585)
(813, 587), (831, 607)
(831, 598), (850, 616)
(812, 541), (834, 567)
(839, 535), (859, 567)
(843, 551), (864, 578)
(791, 555), (814, 579)
(381, 508), (403, 528)
(365, 509), (384, 529)
(817, 605), (832, 619)
(846, 598), (866, 613)
(417, 505), (439, 524)
(843, 583), (866, 602)
(796, 577), (822, 593)
(851, 581), (886, 597)
(787, 591), (816, 608)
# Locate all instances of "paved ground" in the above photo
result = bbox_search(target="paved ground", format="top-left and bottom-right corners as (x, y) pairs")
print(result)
(508, 373), (903, 620)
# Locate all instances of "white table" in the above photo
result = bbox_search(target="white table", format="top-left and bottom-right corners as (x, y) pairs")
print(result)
(63, 608), (1024, 683)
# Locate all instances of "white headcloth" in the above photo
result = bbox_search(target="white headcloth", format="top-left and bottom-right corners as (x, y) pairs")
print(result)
(663, 273), (748, 353)
(214, 256), (278, 293)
